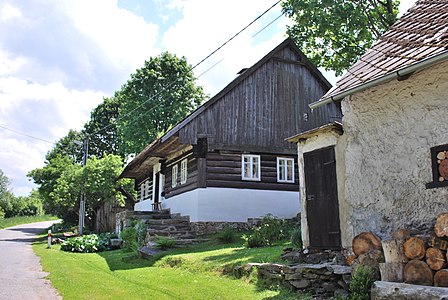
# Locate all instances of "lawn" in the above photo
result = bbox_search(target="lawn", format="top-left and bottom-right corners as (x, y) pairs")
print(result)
(0, 214), (58, 229)
(34, 236), (303, 300)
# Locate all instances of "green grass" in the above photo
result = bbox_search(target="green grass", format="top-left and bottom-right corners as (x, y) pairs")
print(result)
(34, 235), (302, 300)
(0, 215), (58, 229)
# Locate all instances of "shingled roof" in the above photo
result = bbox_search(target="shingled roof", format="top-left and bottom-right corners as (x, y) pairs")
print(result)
(310, 0), (448, 108)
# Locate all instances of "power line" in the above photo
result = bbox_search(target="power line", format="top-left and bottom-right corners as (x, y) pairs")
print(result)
(91, 1), (282, 138)
(0, 124), (55, 144)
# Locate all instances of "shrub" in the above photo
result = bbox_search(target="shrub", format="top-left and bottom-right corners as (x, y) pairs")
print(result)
(217, 226), (238, 244)
(349, 266), (376, 300)
(61, 234), (106, 253)
(154, 236), (176, 250)
(243, 214), (289, 248)
(290, 227), (302, 249)
(120, 227), (138, 253)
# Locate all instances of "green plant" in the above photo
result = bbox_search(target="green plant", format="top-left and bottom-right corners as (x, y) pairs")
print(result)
(135, 221), (148, 247)
(154, 236), (177, 250)
(119, 227), (138, 253)
(290, 227), (302, 249)
(60, 234), (106, 253)
(243, 214), (289, 248)
(349, 266), (376, 300)
(217, 226), (238, 244)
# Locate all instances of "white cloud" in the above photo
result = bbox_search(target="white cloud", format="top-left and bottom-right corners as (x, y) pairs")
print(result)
(0, 3), (22, 22)
(60, 0), (160, 71)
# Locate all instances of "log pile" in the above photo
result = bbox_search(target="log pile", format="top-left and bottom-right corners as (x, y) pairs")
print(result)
(357, 212), (448, 287)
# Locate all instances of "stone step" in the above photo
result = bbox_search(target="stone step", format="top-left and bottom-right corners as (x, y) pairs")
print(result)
(148, 224), (192, 232)
(148, 231), (196, 239)
(145, 218), (190, 225)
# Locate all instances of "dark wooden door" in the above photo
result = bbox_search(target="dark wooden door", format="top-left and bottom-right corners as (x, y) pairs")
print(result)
(304, 146), (341, 249)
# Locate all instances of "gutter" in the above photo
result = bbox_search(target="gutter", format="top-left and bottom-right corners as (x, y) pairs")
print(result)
(309, 50), (448, 110)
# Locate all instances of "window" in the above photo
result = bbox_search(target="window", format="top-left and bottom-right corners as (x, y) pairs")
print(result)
(277, 157), (294, 183)
(140, 183), (145, 201)
(180, 159), (188, 184)
(426, 144), (448, 189)
(172, 165), (178, 188)
(242, 155), (261, 181)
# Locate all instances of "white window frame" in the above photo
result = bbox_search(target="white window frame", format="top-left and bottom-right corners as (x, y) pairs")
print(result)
(277, 157), (295, 183)
(242, 154), (261, 181)
(180, 159), (188, 184)
(172, 165), (178, 188)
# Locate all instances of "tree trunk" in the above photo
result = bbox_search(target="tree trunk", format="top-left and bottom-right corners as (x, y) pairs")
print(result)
(434, 269), (448, 287)
(382, 239), (408, 263)
(426, 247), (447, 271)
(435, 212), (448, 238)
(403, 237), (426, 260)
(379, 262), (405, 282)
(404, 260), (434, 286)
(352, 232), (382, 256)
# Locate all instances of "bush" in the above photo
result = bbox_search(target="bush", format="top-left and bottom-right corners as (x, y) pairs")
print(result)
(349, 266), (376, 300)
(290, 227), (302, 249)
(61, 234), (106, 253)
(243, 214), (289, 248)
(154, 236), (176, 250)
(217, 226), (239, 244)
(120, 227), (138, 253)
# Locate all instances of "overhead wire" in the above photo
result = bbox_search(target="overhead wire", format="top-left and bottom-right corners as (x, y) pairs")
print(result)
(1, 1), (285, 146)
(89, 1), (283, 138)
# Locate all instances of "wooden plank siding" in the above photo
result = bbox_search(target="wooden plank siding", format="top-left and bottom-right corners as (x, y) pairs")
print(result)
(206, 152), (299, 191)
(136, 176), (153, 202)
(177, 44), (340, 153)
(164, 151), (199, 198)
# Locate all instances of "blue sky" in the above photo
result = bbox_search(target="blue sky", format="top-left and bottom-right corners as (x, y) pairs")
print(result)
(0, 0), (416, 196)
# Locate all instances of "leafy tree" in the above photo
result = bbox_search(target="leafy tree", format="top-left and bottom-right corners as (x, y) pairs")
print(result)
(282, 0), (399, 75)
(28, 154), (132, 227)
(117, 52), (206, 154)
(83, 97), (123, 159)
(46, 130), (84, 164)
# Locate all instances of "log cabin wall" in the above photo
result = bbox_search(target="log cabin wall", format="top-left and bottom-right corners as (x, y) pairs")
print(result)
(177, 44), (340, 152)
(206, 151), (298, 191)
(164, 151), (199, 198)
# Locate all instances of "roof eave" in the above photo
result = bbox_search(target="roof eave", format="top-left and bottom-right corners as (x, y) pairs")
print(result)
(310, 50), (448, 110)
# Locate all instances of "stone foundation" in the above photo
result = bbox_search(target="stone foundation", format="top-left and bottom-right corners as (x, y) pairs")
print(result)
(190, 221), (250, 235)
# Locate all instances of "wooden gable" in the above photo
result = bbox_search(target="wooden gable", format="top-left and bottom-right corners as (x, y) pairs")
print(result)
(175, 38), (339, 154)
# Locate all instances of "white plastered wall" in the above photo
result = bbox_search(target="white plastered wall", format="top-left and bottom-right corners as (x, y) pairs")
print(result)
(163, 188), (300, 222)
(340, 61), (448, 245)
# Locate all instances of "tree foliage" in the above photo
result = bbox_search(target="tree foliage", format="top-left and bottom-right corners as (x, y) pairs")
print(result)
(117, 52), (206, 154)
(282, 0), (399, 75)
(28, 154), (131, 227)
(83, 96), (123, 159)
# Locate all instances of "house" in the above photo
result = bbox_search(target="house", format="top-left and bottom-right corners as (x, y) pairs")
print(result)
(119, 38), (340, 227)
(288, 0), (448, 249)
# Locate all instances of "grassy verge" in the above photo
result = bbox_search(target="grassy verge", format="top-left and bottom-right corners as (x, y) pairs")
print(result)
(0, 215), (58, 229)
(34, 235), (302, 299)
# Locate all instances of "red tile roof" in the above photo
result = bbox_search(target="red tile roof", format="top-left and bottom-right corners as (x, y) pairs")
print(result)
(319, 0), (448, 101)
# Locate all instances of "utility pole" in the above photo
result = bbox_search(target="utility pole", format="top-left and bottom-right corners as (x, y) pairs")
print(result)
(78, 137), (89, 235)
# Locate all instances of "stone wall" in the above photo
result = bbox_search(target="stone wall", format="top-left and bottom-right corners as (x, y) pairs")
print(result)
(339, 61), (448, 246)
(232, 262), (351, 299)
(190, 221), (250, 235)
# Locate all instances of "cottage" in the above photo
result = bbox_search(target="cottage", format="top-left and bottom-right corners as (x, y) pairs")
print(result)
(119, 38), (340, 226)
(288, 0), (448, 249)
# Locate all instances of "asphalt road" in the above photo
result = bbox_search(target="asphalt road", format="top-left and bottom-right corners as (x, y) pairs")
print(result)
(0, 220), (62, 300)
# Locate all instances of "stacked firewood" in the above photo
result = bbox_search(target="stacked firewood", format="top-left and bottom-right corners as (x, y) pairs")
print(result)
(352, 213), (448, 287)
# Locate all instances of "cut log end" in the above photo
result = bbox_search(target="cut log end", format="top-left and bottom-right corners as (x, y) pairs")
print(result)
(434, 269), (448, 287)
(404, 260), (434, 286)
(426, 247), (447, 271)
(434, 212), (448, 238)
(352, 232), (382, 256)
(403, 237), (426, 260)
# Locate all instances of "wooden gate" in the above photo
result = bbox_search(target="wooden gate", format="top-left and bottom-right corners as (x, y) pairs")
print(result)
(304, 146), (341, 249)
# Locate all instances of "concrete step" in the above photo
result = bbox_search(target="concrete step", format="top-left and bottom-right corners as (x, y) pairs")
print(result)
(148, 224), (192, 232)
